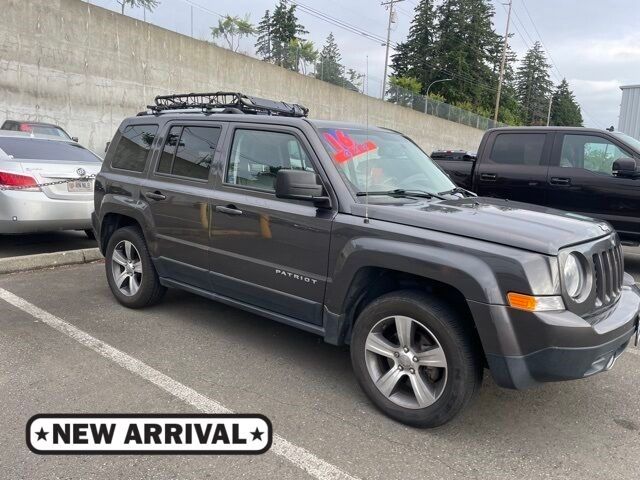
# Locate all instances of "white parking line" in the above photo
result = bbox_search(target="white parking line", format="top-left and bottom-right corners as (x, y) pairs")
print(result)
(0, 287), (358, 480)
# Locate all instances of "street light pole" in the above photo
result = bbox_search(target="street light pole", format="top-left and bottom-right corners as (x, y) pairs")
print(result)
(494, 0), (512, 123)
(381, 0), (404, 100)
(424, 78), (452, 113)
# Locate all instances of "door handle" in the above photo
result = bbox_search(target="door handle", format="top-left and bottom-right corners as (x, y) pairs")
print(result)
(215, 205), (243, 216)
(144, 191), (166, 201)
(550, 177), (571, 186)
(480, 173), (497, 181)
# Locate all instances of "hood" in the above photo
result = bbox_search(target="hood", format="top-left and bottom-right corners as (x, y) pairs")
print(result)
(352, 196), (611, 255)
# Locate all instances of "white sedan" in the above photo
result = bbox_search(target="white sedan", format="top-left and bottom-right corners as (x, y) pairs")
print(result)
(0, 131), (102, 236)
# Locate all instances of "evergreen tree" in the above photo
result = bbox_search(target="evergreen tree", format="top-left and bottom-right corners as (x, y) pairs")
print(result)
(430, 0), (501, 109)
(515, 42), (554, 125)
(315, 33), (347, 87)
(270, 0), (308, 70)
(390, 0), (437, 92)
(550, 79), (583, 126)
(255, 10), (273, 62)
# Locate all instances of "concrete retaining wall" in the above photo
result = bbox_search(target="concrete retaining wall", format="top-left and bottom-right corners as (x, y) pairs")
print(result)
(0, 0), (484, 155)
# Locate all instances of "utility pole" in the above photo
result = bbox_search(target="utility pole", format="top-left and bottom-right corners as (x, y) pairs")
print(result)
(494, 0), (512, 123)
(381, 0), (404, 99)
(190, 5), (194, 37)
(546, 94), (553, 126)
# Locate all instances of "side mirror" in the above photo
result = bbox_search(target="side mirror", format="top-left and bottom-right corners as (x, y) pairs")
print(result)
(105, 141), (111, 153)
(72, 136), (79, 143)
(275, 169), (330, 207)
(613, 158), (639, 178)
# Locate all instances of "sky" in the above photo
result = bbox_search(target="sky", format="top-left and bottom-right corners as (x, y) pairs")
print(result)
(85, 0), (640, 129)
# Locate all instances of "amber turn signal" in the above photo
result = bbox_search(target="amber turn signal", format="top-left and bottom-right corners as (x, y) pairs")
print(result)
(507, 292), (565, 312)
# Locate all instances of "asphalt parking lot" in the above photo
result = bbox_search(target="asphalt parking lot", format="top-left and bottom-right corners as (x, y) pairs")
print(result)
(1, 250), (639, 480)
(0, 231), (96, 258)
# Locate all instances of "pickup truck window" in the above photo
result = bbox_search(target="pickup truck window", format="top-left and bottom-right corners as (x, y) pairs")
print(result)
(489, 133), (546, 166)
(225, 129), (315, 191)
(560, 134), (630, 174)
(319, 127), (454, 196)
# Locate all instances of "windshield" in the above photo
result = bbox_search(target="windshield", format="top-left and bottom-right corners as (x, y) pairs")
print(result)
(0, 138), (101, 162)
(612, 132), (640, 153)
(26, 125), (71, 139)
(319, 127), (455, 198)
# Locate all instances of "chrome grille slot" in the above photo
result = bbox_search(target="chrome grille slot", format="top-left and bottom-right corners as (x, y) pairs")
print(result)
(592, 242), (624, 308)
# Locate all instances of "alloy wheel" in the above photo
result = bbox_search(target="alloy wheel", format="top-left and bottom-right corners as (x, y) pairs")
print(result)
(364, 315), (448, 409)
(111, 240), (143, 297)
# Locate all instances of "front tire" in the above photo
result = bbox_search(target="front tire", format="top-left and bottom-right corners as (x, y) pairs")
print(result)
(105, 226), (166, 308)
(350, 290), (483, 428)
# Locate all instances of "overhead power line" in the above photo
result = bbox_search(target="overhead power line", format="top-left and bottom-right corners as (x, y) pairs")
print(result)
(290, 0), (501, 94)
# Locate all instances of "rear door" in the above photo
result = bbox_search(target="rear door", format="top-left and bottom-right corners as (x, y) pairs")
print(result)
(475, 131), (552, 204)
(208, 124), (335, 326)
(546, 132), (640, 236)
(143, 121), (226, 289)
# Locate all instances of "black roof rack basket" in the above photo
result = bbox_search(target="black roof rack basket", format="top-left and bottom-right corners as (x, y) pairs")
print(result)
(147, 92), (309, 117)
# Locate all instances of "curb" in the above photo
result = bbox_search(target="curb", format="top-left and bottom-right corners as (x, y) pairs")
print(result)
(0, 248), (103, 275)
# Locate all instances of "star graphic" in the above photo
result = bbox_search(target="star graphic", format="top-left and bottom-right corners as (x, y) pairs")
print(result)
(250, 428), (264, 441)
(35, 427), (49, 441)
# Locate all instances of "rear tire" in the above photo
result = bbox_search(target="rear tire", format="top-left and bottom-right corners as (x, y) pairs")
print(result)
(350, 290), (483, 428)
(105, 226), (166, 308)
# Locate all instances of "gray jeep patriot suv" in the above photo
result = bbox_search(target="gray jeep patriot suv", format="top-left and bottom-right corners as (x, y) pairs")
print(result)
(93, 93), (640, 427)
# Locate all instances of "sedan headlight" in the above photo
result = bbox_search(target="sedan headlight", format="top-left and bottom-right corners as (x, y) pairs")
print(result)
(563, 253), (585, 299)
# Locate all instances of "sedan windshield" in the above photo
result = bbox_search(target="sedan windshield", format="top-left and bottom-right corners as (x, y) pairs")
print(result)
(319, 127), (455, 198)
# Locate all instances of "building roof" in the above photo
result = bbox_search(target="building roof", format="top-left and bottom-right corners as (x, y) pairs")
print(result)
(620, 84), (640, 90)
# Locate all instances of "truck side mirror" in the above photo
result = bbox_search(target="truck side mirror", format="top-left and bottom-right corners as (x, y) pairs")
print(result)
(613, 158), (639, 178)
(275, 169), (330, 207)
(105, 141), (111, 153)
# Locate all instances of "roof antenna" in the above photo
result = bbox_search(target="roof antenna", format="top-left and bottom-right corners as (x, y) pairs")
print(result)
(364, 55), (370, 224)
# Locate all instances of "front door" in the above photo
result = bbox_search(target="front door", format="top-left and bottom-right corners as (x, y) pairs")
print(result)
(546, 132), (640, 237)
(475, 132), (552, 205)
(143, 122), (225, 289)
(209, 125), (335, 325)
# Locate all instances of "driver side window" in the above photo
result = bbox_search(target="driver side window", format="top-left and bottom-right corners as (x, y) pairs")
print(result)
(560, 134), (630, 175)
(225, 129), (315, 191)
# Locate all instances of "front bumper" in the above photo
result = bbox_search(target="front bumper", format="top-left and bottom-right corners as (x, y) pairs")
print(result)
(0, 190), (93, 233)
(469, 277), (640, 389)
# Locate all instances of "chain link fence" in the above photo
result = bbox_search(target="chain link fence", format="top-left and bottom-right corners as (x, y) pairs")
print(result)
(386, 85), (506, 130)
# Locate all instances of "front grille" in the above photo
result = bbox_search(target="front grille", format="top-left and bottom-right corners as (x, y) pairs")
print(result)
(592, 242), (624, 308)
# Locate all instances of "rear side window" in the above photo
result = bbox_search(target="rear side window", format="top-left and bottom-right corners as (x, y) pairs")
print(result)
(111, 124), (158, 172)
(156, 126), (220, 180)
(489, 134), (546, 166)
(0, 138), (101, 162)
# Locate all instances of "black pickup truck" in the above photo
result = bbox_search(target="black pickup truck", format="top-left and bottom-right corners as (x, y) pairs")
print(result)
(435, 127), (640, 242)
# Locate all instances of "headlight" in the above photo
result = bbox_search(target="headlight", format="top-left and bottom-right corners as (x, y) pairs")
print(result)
(563, 253), (584, 298)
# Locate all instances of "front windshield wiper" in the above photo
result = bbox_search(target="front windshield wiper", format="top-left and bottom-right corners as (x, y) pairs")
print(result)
(356, 189), (446, 200)
(438, 186), (476, 197)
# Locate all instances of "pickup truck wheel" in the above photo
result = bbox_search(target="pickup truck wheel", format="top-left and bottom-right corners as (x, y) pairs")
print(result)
(350, 290), (482, 428)
(105, 226), (166, 308)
